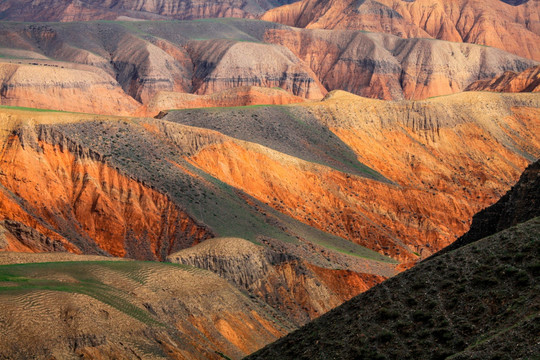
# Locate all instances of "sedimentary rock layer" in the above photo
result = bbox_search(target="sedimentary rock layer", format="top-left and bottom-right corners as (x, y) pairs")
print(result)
(466, 65), (540, 93)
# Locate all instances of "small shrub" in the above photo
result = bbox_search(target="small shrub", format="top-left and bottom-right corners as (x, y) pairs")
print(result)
(430, 349), (455, 360)
(440, 279), (454, 289)
(471, 275), (498, 287)
(432, 328), (453, 343)
(378, 308), (400, 320)
(496, 265), (519, 277)
(515, 270), (530, 287)
(375, 330), (395, 343)
(395, 320), (411, 334)
(526, 262), (540, 276)
(412, 280), (426, 290)
(412, 310), (432, 323)
(426, 300), (438, 310)
(406, 297), (418, 306)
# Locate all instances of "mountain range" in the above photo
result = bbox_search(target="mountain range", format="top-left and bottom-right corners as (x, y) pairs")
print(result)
(0, 0), (538, 358)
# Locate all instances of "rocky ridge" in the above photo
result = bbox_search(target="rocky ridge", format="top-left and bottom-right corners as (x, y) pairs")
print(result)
(0, 0), (299, 21)
(168, 237), (384, 324)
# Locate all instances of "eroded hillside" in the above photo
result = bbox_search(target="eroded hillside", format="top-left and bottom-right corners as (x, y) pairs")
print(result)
(162, 91), (540, 261)
(0, 106), (397, 327)
(466, 65), (540, 93)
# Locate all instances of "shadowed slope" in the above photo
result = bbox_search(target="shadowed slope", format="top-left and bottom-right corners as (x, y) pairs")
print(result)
(438, 160), (540, 255)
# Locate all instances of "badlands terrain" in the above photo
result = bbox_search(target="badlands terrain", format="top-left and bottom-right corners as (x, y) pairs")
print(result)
(0, 0), (539, 359)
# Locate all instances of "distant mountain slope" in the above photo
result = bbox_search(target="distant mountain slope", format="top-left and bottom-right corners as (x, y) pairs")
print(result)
(0, 254), (294, 359)
(262, 0), (540, 61)
(247, 161), (540, 360)
(466, 65), (540, 93)
(0, 19), (536, 114)
(263, 28), (536, 100)
(0, 0), (299, 21)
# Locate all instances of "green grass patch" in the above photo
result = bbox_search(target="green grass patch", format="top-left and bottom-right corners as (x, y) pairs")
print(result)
(0, 105), (67, 113)
(0, 261), (166, 326)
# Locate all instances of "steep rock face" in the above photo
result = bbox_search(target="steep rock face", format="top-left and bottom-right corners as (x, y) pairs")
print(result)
(0, 0), (300, 21)
(264, 28), (537, 100)
(143, 86), (305, 116)
(0, 220), (67, 253)
(262, 0), (540, 61)
(0, 62), (140, 115)
(168, 237), (384, 324)
(164, 92), (540, 261)
(0, 117), (212, 260)
(466, 65), (540, 93)
(0, 255), (293, 359)
(111, 34), (194, 103)
(187, 40), (326, 99)
(440, 160), (540, 255)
